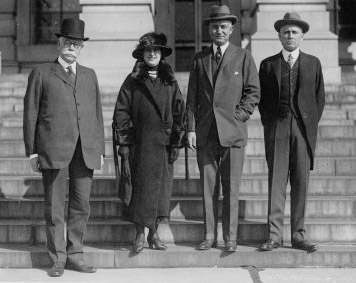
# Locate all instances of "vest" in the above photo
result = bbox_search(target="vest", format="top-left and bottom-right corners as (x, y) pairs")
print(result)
(280, 56), (300, 118)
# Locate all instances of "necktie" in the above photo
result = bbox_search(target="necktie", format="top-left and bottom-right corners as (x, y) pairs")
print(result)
(287, 53), (294, 68)
(67, 65), (76, 84)
(215, 46), (222, 64)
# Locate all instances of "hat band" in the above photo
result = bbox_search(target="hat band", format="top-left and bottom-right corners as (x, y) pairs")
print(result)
(209, 12), (233, 18)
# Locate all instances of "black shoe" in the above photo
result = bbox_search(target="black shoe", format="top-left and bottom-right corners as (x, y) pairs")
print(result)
(225, 241), (237, 252)
(196, 239), (217, 250)
(65, 259), (97, 273)
(292, 240), (318, 252)
(47, 262), (65, 277)
(147, 233), (167, 251)
(259, 239), (281, 251)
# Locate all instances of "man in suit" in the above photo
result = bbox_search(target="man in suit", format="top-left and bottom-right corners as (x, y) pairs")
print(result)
(258, 12), (325, 252)
(186, 5), (260, 252)
(23, 19), (105, 277)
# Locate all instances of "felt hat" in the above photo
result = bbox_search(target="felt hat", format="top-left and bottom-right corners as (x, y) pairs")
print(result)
(203, 5), (238, 25)
(274, 12), (309, 33)
(132, 32), (172, 60)
(55, 19), (89, 41)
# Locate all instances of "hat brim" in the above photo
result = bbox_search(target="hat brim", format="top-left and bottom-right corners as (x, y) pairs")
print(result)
(55, 33), (89, 41)
(274, 19), (309, 33)
(132, 45), (173, 60)
(204, 15), (237, 25)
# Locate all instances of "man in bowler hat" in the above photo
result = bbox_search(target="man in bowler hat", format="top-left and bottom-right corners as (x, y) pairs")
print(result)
(186, 5), (260, 252)
(23, 19), (105, 276)
(259, 12), (325, 252)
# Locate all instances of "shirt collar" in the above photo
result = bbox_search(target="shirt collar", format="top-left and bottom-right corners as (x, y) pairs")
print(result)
(282, 48), (300, 62)
(58, 56), (77, 74)
(213, 42), (229, 57)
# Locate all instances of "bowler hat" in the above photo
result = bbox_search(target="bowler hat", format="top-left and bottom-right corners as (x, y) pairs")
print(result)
(274, 12), (309, 33)
(203, 5), (237, 25)
(55, 19), (89, 41)
(132, 32), (172, 60)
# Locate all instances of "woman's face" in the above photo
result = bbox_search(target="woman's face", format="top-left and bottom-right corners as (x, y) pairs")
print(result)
(143, 46), (162, 67)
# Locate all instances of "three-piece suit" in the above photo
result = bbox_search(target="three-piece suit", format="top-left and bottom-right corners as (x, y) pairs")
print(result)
(23, 59), (105, 263)
(259, 51), (325, 243)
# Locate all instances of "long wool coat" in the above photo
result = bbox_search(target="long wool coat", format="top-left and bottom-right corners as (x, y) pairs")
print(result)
(113, 61), (185, 229)
(258, 51), (325, 169)
(23, 60), (105, 170)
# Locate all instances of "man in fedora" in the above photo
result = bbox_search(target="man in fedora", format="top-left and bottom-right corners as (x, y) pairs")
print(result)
(186, 5), (260, 252)
(23, 19), (105, 276)
(258, 12), (325, 252)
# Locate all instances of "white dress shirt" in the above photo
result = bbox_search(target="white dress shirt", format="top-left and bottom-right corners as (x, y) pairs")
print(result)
(282, 48), (300, 68)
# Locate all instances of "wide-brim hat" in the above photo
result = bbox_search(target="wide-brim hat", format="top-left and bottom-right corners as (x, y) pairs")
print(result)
(274, 12), (309, 33)
(203, 5), (238, 25)
(132, 32), (172, 60)
(55, 18), (89, 41)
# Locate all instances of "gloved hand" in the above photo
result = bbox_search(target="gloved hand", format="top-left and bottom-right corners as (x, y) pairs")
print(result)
(168, 147), (179, 164)
(118, 146), (130, 159)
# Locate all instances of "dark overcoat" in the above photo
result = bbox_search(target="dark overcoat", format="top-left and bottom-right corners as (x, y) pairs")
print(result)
(23, 60), (105, 170)
(258, 51), (325, 169)
(186, 44), (260, 148)
(113, 61), (185, 229)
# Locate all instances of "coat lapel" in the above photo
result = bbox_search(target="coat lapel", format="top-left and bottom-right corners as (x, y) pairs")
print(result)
(143, 78), (163, 119)
(75, 63), (86, 91)
(52, 60), (74, 88)
(297, 52), (308, 88)
(202, 47), (214, 89)
(217, 44), (235, 75)
(271, 52), (282, 96)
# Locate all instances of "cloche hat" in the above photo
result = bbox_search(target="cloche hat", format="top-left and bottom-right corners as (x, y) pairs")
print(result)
(132, 32), (172, 60)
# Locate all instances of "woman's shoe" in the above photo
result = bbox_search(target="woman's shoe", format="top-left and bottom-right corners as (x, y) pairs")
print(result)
(147, 232), (167, 251)
(132, 229), (145, 253)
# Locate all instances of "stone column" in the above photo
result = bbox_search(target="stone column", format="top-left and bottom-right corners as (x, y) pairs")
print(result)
(78, 0), (155, 89)
(251, 0), (341, 84)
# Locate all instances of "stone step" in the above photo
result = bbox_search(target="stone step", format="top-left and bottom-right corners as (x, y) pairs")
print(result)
(3, 139), (356, 158)
(1, 175), (355, 198)
(0, 218), (355, 245)
(0, 195), (354, 220)
(3, 124), (356, 141)
(0, 244), (355, 268)
(1, 156), (355, 176)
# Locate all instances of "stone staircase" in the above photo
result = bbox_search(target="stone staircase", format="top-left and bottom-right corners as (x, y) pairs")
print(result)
(0, 73), (356, 268)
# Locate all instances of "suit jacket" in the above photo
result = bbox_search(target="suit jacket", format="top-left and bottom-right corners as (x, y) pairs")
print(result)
(259, 51), (325, 169)
(186, 44), (260, 147)
(23, 60), (105, 170)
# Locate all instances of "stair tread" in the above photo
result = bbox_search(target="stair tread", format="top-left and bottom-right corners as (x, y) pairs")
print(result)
(1, 218), (356, 225)
(1, 195), (355, 201)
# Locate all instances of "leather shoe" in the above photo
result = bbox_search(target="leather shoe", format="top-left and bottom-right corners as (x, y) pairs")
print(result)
(47, 262), (65, 277)
(259, 239), (281, 251)
(197, 239), (217, 250)
(65, 259), (96, 273)
(225, 241), (237, 252)
(292, 240), (318, 252)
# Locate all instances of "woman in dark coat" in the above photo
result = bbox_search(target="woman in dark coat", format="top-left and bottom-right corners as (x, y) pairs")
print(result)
(113, 32), (185, 253)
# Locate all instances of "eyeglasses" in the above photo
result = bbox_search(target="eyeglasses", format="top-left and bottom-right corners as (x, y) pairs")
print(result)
(63, 39), (83, 50)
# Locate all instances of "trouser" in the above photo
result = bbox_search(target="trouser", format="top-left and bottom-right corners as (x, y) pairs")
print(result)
(42, 140), (93, 263)
(264, 113), (310, 243)
(197, 142), (244, 242)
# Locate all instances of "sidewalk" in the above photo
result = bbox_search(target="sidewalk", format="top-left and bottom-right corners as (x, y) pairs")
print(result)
(1, 267), (356, 283)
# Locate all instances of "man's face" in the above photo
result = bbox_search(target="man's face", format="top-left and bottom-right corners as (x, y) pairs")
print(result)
(58, 37), (84, 64)
(208, 20), (234, 46)
(278, 25), (304, 52)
